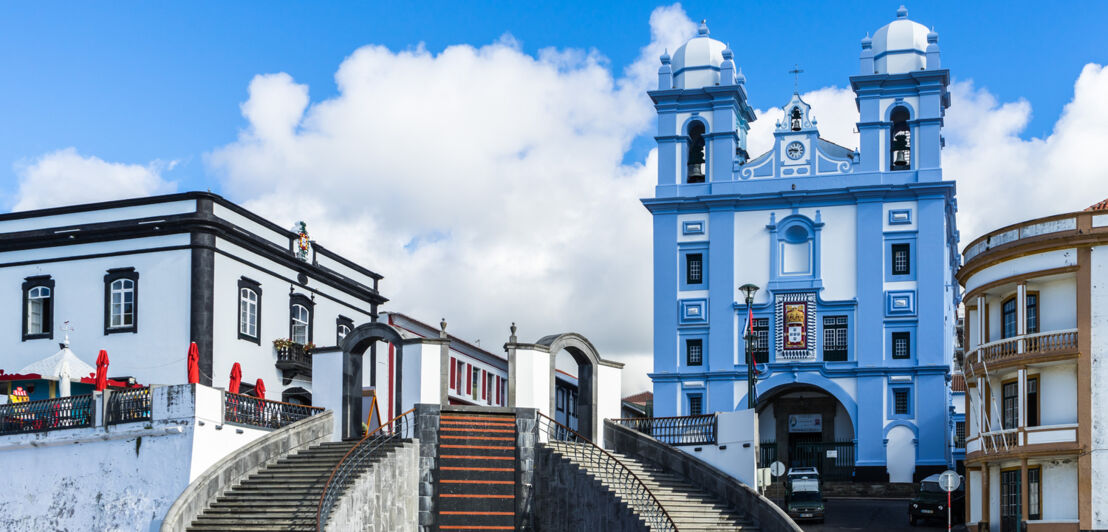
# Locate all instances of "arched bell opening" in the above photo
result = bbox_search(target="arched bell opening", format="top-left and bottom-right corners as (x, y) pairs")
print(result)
(890, 106), (911, 170)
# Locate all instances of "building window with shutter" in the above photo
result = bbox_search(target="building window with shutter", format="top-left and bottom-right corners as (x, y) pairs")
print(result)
(893, 388), (910, 415)
(22, 276), (55, 341)
(752, 318), (770, 364)
(686, 339), (703, 366)
(104, 268), (139, 334)
(822, 316), (848, 361)
(687, 394), (703, 416)
(237, 277), (262, 344)
(891, 243), (911, 275)
(892, 331), (911, 359)
(955, 421), (966, 448)
(686, 253), (703, 285)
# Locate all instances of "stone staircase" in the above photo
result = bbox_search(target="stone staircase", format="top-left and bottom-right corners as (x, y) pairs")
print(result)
(186, 439), (406, 531)
(435, 410), (518, 531)
(545, 441), (758, 531)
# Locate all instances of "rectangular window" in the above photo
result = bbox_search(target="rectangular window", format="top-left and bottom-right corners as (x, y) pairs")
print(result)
(893, 388), (910, 415)
(822, 316), (848, 361)
(688, 394), (703, 416)
(1026, 293), (1039, 334)
(686, 339), (703, 366)
(22, 276), (55, 341)
(892, 331), (911, 359)
(449, 357), (456, 390)
(752, 318), (770, 364)
(1028, 466), (1041, 520)
(686, 253), (703, 285)
(1002, 381), (1019, 429)
(1000, 469), (1021, 524)
(237, 278), (261, 343)
(891, 243), (911, 275)
(1027, 377), (1039, 427)
(1002, 297), (1018, 339)
(104, 268), (139, 334)
(472, 369), (479, 400)
(556, 388), (565, 413)
(457, 360), (465, 393)
(955, 421), (966, 448)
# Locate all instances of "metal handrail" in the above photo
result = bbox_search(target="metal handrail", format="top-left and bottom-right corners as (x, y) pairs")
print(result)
(223, 392), (323, 429)
(537, 413), (677, 531)
(106, 387), (152, 425)
(610, 414), (717, 446)
(0, 393), (95, 435)
(316, 408), (415, 531)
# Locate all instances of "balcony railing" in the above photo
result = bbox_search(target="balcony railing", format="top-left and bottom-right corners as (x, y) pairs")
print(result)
(0, 394), (95, 435)
(964, 329), (1078, 376)
(224, 392), (323, 429)
(106, 387), (152, 425)
(276, 342), (311, 366)
(963, 214), (1079, 263)
(611, 414), (717, 446)
(967, 424), (1079, 459)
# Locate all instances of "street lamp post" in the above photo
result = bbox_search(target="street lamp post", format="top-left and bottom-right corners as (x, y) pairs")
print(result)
(739, 283), (760, 410)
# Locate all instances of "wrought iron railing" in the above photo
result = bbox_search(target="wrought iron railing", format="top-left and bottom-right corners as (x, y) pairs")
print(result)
(106, 387), (152, 425)
(611, 413), (718, 446)
(0, 394), (94, 435)
(276, 343), (311, 366)
(538, 413), (676, 531)
(223, 392), (323, 429)
(316, 409), (415, 531)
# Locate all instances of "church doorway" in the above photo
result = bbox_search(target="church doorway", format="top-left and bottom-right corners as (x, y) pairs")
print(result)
(756, 384), (856, 480)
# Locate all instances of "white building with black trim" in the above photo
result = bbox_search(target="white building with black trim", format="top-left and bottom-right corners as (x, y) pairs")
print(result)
(0, 192), (386, 404)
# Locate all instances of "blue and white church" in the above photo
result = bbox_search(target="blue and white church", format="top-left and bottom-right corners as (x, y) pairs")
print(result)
(643, 8), (960, 483)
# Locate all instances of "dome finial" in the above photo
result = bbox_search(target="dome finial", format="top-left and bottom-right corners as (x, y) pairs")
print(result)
(861, 32), (872, 49)
(896, 5), (908, 18)
(736, 67), (746, 85)
(721, 43), (733, 61)
(927, 26), (939, 43)
(660, 48), (671, 65)
(698, 19), (709, 36)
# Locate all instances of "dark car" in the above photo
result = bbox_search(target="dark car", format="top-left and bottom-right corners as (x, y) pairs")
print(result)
(909, 474), (965, 526)
(785, 467), (825, 522)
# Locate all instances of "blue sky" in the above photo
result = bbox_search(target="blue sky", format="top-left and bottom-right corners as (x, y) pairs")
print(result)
(3, 2), (1108, 392)
(2, 1), (1106, 197)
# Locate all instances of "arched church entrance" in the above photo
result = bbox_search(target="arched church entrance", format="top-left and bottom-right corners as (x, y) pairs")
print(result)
(756, 384), (856, 480)
(338, 322), (405, 440)
(537, 333), (601, 441)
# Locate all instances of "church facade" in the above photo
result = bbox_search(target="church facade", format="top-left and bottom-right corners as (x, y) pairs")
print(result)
(644, 8), (960, 482)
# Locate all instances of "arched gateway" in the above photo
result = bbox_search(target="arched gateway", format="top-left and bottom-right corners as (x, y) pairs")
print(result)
(337, 322), (405, 440)
(754, 381), (858, 480)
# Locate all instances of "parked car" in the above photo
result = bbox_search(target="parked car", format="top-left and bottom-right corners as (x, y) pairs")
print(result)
(909, 473), (965, 526)
(785, 467), (825, 522)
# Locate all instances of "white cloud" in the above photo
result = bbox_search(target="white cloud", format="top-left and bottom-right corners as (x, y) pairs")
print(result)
(208, 4), (698, 395)
(747, 64), (1108, 245)
(748, 86), (860, 157)
(11, 148), (176, 211)
(947, 64), (1108, 241)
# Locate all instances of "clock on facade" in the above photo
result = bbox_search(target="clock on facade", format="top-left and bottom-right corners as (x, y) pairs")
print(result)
(786, 141), (805, 160)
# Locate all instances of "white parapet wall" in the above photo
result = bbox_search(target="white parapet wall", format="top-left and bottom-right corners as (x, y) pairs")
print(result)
(0, 384), (271, 531)
(677, 408), (758, 487)
(510, 345), (551, 418)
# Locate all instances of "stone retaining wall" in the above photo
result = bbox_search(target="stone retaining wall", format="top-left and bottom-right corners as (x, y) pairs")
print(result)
(325, 440), (420, 532)
(533, 444), (647, 531)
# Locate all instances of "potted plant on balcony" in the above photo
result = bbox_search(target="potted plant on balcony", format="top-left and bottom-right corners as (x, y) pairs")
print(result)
(273, 338), (294, 359)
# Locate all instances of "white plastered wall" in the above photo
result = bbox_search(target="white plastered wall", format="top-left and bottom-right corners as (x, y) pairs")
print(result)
(1089, 244), (1108, 528)
(1037, 365), (1077, 426)
(1041, 460), (1079, 521)
(596, 363), (623, 446)
(511, 347), (551, 419)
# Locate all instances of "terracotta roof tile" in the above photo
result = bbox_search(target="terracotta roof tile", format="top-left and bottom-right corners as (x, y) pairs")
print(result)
(951, 374), (966, 393)
(622, 391), (653, 404)
(1086, 198), (1108, 212)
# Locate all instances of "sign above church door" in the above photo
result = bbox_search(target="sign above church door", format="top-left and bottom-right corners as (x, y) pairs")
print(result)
(789, 413), (822, 433)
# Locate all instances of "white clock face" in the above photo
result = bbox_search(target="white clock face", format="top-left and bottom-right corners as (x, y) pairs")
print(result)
(786, 141), (805, 160)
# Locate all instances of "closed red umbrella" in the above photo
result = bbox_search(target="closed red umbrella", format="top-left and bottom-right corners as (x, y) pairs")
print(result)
(94, 350), (109, 392)
(254, 378), (266, 400)
(228, 363), (242, 394)
(187, 342), (200, 384)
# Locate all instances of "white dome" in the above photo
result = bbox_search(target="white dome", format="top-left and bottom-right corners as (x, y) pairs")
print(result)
(871, 7), (930, 74)
(671, 21), (727, 89)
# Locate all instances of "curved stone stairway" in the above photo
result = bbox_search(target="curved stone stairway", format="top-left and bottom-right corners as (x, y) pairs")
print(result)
(185, 439), (404, 531)
(545, 441), (758, 531)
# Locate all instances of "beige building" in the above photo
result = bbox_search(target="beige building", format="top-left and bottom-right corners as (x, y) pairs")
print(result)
(958, 200), (1108, 531)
